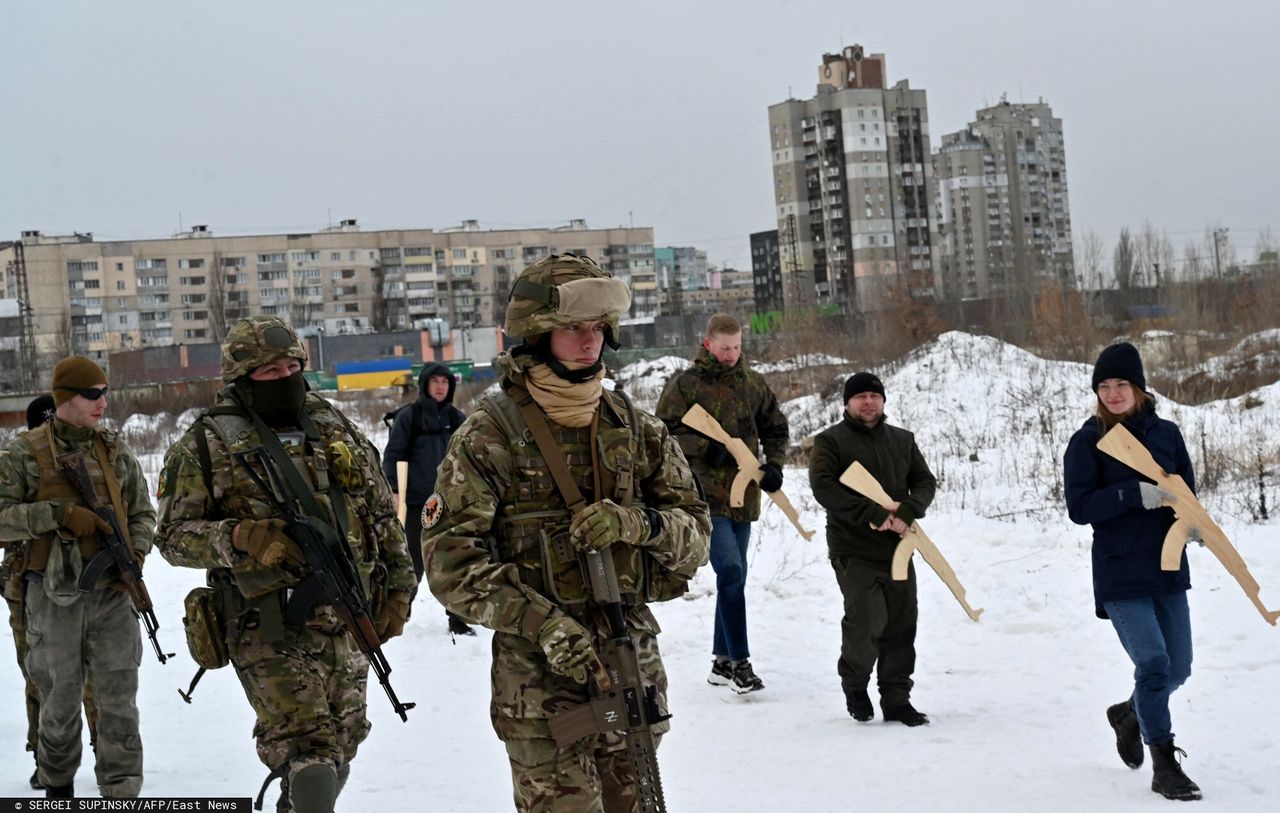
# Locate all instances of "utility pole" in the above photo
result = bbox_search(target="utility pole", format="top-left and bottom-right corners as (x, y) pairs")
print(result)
(1212, 227), (1229, 277)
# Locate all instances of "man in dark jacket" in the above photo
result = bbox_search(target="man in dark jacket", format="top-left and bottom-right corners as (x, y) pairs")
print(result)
(656, 313), (788, 694)
(809, 372), (937, 726)
(382, 362), (473, 635)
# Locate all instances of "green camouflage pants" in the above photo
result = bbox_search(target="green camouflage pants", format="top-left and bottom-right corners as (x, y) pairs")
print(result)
(7, 595), (99, 755)
(231, 624), (371, 775)
(24, 585), (142, 797)
(504, 733), (660, 813)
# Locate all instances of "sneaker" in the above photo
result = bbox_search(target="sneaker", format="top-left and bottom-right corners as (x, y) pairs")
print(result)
(846, 690), (874, 722)
(883, 702), (929, 727)
(707, 659), (734, 686)
(1106, 700), (1144, 769)
(446, 612), (477, 637)
(729, 659), (765, 694)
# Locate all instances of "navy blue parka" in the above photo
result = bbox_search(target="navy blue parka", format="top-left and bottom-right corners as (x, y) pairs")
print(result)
(1063, 400), (1194, 618)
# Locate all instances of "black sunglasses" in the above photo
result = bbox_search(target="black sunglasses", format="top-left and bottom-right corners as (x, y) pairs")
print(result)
(55, 386), (109, 400)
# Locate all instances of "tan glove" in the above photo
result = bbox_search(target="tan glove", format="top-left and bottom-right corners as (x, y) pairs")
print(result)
(537, 613), (610, 690)
(60, 504), (111, 538)
(375, 590), (412, 641)
(233, 518), (303, 567)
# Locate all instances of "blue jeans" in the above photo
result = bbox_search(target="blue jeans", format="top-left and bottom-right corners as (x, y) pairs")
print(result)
(1102, 591), (1193, 746)
(710, 517), (753, 661)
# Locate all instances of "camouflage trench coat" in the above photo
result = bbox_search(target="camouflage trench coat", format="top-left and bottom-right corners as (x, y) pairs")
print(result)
(422, 358), (710, 743)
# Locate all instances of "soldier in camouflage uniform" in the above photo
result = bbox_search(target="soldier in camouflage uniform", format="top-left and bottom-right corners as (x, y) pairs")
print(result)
(1, 394), (99, 792)
(0, 358), (155, 799)
(422, 253), (710, 812)
(655, 313), (788, 694)
(154, 317), (415, 813)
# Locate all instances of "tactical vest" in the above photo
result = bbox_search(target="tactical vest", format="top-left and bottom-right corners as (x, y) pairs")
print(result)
(192, 400), (381, 604)
(481, 388), (651, 607)
(19, 422), (115, 573)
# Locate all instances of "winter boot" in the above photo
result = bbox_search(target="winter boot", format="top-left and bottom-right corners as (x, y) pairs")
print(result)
(1149, 741), (1202, 801)
(707, 658), (733, 686)
(288, 763), (338, 813)
(1106, 699), (1144, 769)
(45, 783), (73, 799)
(846, 689), (874, 722)
(883, 701), (930, 727)
(29, 754), (43, 791)
(446, 611), (476, 637)
(729, 659), (765, 694)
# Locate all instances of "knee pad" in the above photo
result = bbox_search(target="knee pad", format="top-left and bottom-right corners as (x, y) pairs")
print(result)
(287, 763), (338, 813)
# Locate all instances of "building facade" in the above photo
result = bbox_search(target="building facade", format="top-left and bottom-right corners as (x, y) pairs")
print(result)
(749, 230), (783, 313)
(767, 45), (938, 317)
(0, 220), (654, 381)
(932, 100), (1074, 302)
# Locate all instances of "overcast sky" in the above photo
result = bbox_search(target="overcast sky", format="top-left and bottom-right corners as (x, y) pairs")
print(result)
(3, 0), (1277, 269)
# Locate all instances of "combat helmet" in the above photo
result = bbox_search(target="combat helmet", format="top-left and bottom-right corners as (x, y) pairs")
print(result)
(220, 316), (309, 383)
(504, 253), (632, 347)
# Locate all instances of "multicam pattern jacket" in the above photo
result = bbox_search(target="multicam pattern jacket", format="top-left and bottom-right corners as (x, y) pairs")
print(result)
(154, 390), (414, 626)
(422, 353), (710, 741)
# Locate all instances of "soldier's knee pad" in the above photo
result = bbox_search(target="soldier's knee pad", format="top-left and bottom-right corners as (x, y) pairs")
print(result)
(288, 763), (337, 813)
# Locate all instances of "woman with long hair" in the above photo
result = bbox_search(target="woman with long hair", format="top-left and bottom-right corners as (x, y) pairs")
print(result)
(1063, 342), (1202, 802)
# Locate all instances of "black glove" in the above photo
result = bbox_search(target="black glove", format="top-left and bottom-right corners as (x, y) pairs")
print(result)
(704, 440), (730, 468)
(760, 463), (783, 493)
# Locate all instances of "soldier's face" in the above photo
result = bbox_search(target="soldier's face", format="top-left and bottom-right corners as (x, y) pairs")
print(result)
(703, 331), (742, 367)
(549, 321), (606, 365)
(427, 374), (450, 402)
(249, 357), (303, 381)
(845, 391), (885, 425)
(56, 386), (109, 429)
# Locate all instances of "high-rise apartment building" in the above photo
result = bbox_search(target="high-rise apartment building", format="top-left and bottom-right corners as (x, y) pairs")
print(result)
(654, 246), (708, 317)
(749, 230), (783, 313)
(933, 99), (1073, 302)
(768, 45), (938, 316)
(0, 220), (654, 380)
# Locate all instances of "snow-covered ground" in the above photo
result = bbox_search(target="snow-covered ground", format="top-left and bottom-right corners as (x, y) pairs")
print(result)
(3, 331), (1278, 810)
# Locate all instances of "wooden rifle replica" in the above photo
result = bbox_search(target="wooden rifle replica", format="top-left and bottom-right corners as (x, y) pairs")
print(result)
(55, 450), (175, 663)
(395, 460), (409, 526)
(1097, 424), (1279, 626)
(680, 403), (815, 541)
(839, 461), (983, 622)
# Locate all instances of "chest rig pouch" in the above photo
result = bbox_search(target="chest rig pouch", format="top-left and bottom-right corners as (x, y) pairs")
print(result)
(481, 384), (645, 607)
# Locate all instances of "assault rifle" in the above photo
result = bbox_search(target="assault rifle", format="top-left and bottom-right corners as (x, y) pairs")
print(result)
(54, 451), (174, 664)
(233, 448), (416, 720)
(1098, 424), (1279, 626)
(548, 549), (668, 813)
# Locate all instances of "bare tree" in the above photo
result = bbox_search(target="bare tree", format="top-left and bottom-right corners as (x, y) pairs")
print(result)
(1113, 227), (1135, 290)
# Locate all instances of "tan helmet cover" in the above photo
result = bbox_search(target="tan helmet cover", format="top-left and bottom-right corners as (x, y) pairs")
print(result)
(504, 253), (632, 340)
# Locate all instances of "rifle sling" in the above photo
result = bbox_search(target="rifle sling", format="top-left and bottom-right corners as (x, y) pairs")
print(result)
(92, 433), (133, 550)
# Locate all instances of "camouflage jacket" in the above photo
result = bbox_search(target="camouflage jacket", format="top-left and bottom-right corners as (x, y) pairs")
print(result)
(655, 348), (789, 521)
(422, 352), (710, 740)
(154, 389), (414, 627)
(0, 418), (155, 586)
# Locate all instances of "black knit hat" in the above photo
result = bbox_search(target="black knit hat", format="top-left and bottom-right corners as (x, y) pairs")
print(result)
(26, 394), (56, 430)
(1092, 342), (1146, 392)
(844, 371), (886, 403)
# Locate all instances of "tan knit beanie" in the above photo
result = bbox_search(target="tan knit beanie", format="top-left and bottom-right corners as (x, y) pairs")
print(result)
(51, 356), (108, 406)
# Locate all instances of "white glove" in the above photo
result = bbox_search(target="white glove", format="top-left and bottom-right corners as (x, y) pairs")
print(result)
(1138, 482), (1176, 510)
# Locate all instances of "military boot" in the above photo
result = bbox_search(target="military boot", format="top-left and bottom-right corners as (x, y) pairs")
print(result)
(287, 762), (338, 813)
(846, 689), (874, 722)
(29, 754), (44, 790)
(883, 701), (930, 727)
(1149, 741), (1201, 801)
(45, 783), (74, 799)
(1106, 699), (1144, 768)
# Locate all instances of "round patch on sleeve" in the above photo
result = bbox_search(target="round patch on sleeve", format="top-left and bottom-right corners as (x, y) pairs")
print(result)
(422, 493), (446, 529)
